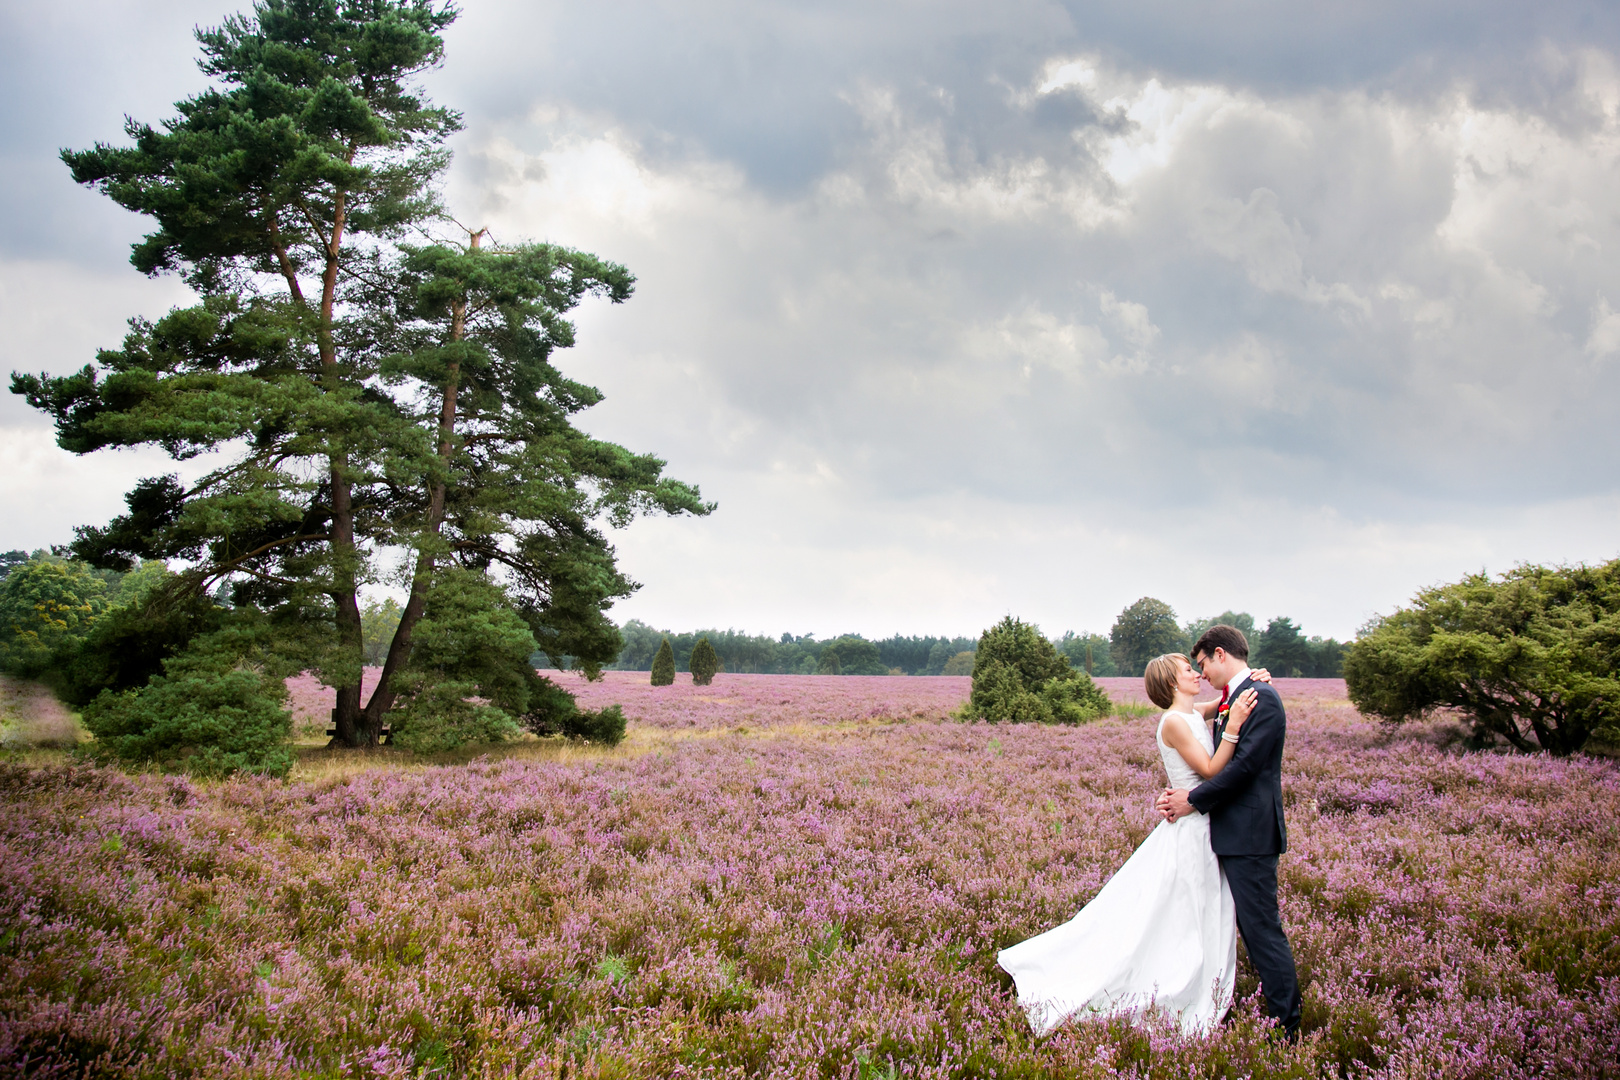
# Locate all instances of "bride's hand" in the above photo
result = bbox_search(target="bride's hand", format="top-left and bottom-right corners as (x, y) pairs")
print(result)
(1227, 688), (1260, 730)
(1251, 668), (1273, 683)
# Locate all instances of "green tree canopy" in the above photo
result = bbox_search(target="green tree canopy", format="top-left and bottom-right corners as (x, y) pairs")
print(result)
(1110, 597), (1186, 677)
(0, 558), (111, 677)
(1184, 611), (1255, 647)
(1254, 616), (1311, 677)
(821, 636), (886, 676)
(967, 616), (1111, 724)
(1344, 561), (1620, 754)
(1053, 631), (1116, 676)
(361, 597), (403, 666)
(0, 551), (29, 582)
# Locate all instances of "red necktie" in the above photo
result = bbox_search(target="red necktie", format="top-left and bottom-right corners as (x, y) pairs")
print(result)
(1218, 684), (1230, 711)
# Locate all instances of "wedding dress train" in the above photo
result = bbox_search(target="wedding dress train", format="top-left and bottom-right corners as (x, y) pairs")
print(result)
(997, 710), (1236, 1036)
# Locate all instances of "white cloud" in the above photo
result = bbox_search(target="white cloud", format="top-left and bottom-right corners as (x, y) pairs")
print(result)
(8, 6), (1620, 640)
(1587, 298), (1620, 358)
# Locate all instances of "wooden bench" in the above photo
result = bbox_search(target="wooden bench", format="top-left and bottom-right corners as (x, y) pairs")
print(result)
(323, 708), (391, 744)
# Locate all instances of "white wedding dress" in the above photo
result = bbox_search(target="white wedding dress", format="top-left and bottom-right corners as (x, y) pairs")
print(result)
(997, 709), (1236, 1036)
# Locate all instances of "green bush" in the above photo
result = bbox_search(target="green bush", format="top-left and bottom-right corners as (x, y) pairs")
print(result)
(80, 642), (294, 777)
(940, 651), (975, 676)
(690, 636), (720, 685)
(518, 676), (627, 745)
(563, 703), (626, 745)
(650, 638), (676, 685)
(385, 569), (532, 752)
(1345, 560), (1620, 754)
(965, 616), (1111, 724)
(389, 682), (522, 754)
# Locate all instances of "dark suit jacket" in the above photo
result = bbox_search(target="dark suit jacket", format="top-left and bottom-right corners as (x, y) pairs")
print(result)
(1186, 676), (1288, 855)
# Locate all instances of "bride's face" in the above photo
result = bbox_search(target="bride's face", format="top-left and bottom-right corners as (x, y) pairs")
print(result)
(1174, 657), (1202, 696)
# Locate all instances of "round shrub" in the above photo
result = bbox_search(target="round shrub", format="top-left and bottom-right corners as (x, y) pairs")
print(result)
(81, 651), (294, 777)
(966, 616), (1111, 724)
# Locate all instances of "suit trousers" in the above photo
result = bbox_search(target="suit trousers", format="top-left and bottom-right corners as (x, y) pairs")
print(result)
(1220, 854), (1301, 1036)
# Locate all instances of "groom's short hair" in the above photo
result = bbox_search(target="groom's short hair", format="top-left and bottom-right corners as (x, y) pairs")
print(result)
(1192, 624), (1250, 662)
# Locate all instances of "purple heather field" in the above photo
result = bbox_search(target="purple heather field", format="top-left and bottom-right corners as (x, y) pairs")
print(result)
(3, 675), (1618, 1078)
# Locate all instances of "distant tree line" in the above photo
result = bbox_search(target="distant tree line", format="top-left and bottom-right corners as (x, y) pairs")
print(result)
(607, 602), (1349, 679)
(609, 621), (980, 676)
(1100, 600), (1349, 678)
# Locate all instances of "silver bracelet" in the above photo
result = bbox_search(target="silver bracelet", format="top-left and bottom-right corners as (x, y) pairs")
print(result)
(1221, 731), (1240, 744)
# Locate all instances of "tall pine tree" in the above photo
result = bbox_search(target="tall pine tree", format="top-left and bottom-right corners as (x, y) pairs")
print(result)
(14, 0), (711, 757)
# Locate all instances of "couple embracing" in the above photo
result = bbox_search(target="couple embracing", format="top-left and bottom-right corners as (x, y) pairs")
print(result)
(998, 625), (1301, 1040)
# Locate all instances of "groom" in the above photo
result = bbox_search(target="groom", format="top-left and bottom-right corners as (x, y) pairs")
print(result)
(1157, 625), (1301, 1039)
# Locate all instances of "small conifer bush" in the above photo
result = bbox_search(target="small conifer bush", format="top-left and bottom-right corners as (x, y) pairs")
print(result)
(966, 616), (1111, 724)
(689, 637), (720, 686)
(650, 638), (676, 686)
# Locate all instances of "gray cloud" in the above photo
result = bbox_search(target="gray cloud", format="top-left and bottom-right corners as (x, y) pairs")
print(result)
(4, 0), (1620, 640)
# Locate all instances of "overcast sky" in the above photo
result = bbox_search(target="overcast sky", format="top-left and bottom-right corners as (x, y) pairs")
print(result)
(5, 0), (1620, 642)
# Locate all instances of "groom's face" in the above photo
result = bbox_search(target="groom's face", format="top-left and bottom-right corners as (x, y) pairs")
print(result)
(1194, 648), (1242, 689)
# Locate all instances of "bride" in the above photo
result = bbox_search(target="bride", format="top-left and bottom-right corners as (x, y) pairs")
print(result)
(997, 653), (1262, 1036)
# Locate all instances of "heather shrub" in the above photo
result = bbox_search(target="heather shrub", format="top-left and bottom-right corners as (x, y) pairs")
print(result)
(966, 616), (1111, 724)
(650, 637), (676, 685)
(690, 636), (720, 685)
(1346, 560), (1620, 754)
(5, 689), (1618, 1079)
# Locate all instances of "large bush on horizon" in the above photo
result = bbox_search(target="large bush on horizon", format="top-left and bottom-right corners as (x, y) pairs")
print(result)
(967, 616), (1111, 724)
(1345, 560), (1620, 754)
(10, 0), (708, 760)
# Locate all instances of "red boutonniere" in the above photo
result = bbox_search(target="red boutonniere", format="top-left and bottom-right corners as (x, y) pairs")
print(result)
(1217, 706), (1233, 726)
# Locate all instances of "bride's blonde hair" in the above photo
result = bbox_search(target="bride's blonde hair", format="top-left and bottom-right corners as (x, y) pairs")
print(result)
(1143, 653), (1191, 709)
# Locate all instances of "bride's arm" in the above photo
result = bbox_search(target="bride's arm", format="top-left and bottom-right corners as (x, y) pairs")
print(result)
(1159, 690), (1258, 779)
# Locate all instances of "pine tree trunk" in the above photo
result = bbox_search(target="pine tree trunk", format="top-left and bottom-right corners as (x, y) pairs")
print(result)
(362, 229), (484, 727)
(318, 186), (378, 747)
